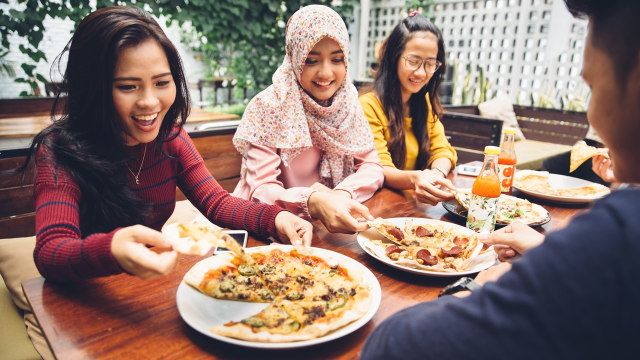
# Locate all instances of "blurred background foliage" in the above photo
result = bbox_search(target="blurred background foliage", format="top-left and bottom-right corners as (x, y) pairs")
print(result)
(0, 0), (358, 96)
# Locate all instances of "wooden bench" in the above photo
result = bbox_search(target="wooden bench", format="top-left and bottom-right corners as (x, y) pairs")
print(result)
(0, 97), (241, 238)
(0, 130), (242, 239)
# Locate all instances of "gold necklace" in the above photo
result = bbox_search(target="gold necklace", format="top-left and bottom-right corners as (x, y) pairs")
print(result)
(126, 143), (147, 184)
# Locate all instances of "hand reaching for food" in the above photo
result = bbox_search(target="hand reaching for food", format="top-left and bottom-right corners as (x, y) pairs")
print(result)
(480, 221), (544, 261)
(112, 224), (178, 279)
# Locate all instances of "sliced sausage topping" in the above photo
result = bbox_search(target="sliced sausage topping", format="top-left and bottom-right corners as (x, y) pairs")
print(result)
(385, 245), (402, 256)
(416, 249), (438, 265)
(453, 236), (469, 246)
(441, 246), (463, 257)
(387, 227), (404, 240)
(415, 226), (434, 237)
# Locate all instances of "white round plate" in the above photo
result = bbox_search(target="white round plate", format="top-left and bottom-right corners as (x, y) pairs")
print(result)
(176, 244), (381, 349)
(513, 170), (610, 204)
(357, 217), (496, 277)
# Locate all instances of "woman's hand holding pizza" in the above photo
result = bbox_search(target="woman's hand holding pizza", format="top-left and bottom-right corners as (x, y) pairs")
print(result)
(111, 225), (178, 279)
(275, 211), (314, 247)
(413, 170), (457, 205)
(481, 221), (545, 262)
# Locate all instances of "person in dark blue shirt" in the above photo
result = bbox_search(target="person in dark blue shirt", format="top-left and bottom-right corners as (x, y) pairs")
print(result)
(361, 1), (640, 359)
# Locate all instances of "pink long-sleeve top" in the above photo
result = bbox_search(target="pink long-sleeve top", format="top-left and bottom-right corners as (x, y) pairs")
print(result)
(233, 144), (384, 219)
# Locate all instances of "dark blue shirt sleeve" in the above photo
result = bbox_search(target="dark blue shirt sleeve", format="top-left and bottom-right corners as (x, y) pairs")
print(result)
(361, 189), (640, 360)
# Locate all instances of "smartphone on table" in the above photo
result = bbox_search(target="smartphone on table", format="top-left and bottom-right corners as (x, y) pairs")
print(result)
(456, 164), (482, 177)
(215, 230), (248, 253)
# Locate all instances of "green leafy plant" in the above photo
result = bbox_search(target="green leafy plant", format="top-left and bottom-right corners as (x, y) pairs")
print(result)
(1, 0), (358, 97)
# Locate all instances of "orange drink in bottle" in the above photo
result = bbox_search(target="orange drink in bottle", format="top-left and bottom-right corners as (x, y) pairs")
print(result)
(466, 146), (501, 234)
(498, 129), (517, 194)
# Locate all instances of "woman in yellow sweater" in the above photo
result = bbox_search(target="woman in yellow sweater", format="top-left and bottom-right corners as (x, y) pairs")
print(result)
(360, 12), (457, 205)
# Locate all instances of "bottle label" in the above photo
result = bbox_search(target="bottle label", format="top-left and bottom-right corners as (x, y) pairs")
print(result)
(498, 164), (515, 193)
(466, 193), (499, 234)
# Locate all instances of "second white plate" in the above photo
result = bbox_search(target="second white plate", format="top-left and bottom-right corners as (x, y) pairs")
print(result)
(357, 217), (496, 277)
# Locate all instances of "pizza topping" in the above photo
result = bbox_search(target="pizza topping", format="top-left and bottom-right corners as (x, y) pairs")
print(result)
(385, 245), (402, 256)
(219, 280), (235, 292)
(453, 236), (469, 246)
(303, 306), (326, 324)
(286, 291), (304, 300)
(259, 289), (275, 301)
(441, 246), (463, 257)
(238, 264), (256, 276)
(328, 293), (348, 310)
(258, 264), (275, 274)
(415, 226), (434, 237)
(287, 320), (301, 332)
(415, 249), (438, 266)
(387, 226), (404, 240)
(241, 317), (264, 328)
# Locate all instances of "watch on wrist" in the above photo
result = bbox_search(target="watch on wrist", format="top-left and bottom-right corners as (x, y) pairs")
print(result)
(438, 276), (481, 297)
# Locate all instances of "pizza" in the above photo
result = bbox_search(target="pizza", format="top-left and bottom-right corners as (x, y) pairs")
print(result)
(163, 217), (250, 260)
(513, 170), (610, 198)
(454, 189), (549, 225)
(182, 245), (371, 342)
(366, 218), (483, 272)
(570, 140), (608, 173)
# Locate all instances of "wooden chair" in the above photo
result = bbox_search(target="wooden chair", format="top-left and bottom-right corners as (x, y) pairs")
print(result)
(440, 112), (503, 164)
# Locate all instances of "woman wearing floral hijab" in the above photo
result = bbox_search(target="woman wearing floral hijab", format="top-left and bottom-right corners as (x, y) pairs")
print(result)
(233, 5), (383, 234)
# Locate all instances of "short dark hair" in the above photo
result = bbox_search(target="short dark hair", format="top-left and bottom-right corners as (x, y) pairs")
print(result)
(565, 0), (640, 83)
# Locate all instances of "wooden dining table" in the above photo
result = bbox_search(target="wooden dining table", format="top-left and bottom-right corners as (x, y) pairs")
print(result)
(21, 174), (587, 359)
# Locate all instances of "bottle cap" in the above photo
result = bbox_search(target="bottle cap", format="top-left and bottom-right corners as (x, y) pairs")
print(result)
(484, 145), (501, 155)
(503, 128), (517, 135)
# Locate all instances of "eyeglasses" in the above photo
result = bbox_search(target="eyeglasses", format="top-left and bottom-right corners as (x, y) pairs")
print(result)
(402, 55), (442, 74)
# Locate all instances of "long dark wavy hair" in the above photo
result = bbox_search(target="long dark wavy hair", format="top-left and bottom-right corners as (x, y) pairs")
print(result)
(24, 6), (190, 235)
(373, 14), (446, 170)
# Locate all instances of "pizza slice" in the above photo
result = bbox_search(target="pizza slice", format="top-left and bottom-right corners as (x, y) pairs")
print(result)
(164, 219), (253, 264)
(215, 301), (304, 340)
(367, 218), (413, 246)
(184, 255), (275, 302)
(570, 140), (608, 172)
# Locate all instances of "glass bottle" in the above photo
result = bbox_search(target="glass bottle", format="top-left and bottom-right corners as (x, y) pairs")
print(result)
(498, 129), (518, 194)
(466, 146), (501, 234)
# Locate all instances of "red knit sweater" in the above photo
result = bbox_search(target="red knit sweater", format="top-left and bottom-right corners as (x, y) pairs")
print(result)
(33, 129), (283, 281)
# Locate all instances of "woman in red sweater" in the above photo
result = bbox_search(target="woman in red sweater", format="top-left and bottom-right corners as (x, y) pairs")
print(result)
(26, 6), (312, 282)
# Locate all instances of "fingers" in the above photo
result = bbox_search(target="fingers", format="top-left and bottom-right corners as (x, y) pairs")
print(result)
(349, 201), (374, 221)
(417, 180), (454, 199)
(129, 243), (178, 279)
(130, 225), (171, 249)
(480, 229), (519, 248)
(433, 177), (457, 192)
(338, 210), (369, 233)
(494, 245), (517, 262)
(299, 223), (314, 247)
(414, 178), (455, 205)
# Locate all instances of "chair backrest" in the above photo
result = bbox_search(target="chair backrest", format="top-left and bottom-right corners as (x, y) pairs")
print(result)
(513, 105), (588, 145)
(440, 112), (503, 164)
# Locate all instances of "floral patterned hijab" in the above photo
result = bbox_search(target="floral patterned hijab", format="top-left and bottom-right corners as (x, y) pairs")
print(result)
(233, 5), (375, 187)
